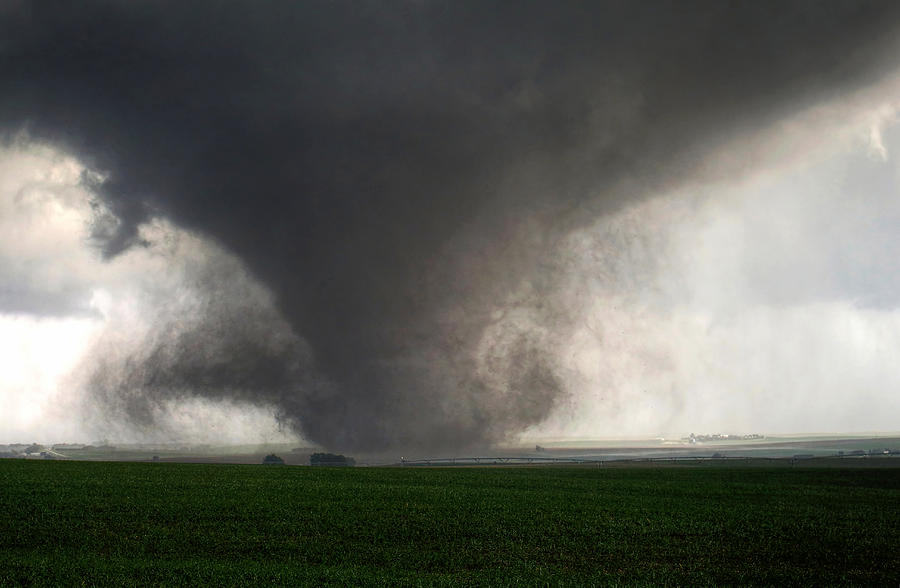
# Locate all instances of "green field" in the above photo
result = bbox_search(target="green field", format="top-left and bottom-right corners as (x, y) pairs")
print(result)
(1, 461), (899, 585)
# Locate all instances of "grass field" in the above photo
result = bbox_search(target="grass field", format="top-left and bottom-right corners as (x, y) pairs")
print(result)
(1, 461), (899, 585)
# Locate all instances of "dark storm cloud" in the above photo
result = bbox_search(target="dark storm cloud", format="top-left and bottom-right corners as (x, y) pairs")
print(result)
(3, 1), (900, 451)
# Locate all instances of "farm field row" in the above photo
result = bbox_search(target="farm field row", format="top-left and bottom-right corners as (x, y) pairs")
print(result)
(1, 460), (899, 585)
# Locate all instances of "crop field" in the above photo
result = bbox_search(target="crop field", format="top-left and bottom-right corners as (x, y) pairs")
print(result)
(1, 461), (899, 585)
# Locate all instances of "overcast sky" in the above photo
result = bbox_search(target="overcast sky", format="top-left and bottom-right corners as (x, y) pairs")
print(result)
(2, 2), (900, 450)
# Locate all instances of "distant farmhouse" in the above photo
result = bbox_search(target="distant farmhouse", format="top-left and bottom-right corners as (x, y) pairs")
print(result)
(262, 454), (285, 465)
(310, 453), (355, 466)
(686, 433), (764, 444)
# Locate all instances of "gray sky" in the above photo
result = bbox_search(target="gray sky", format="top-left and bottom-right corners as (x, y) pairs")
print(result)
(2, 2), (900, 448)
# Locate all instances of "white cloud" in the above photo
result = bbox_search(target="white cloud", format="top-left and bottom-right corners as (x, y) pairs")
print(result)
(520, 72), (900, 439)
(0, 142), (301, 445)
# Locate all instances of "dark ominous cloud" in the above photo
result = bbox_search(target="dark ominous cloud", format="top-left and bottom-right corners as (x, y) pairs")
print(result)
(3, 1), (900, 451)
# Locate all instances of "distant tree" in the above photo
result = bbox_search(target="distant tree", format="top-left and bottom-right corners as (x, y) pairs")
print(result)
(262, 454), (285, 465)
(310, 452), (355, 466)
